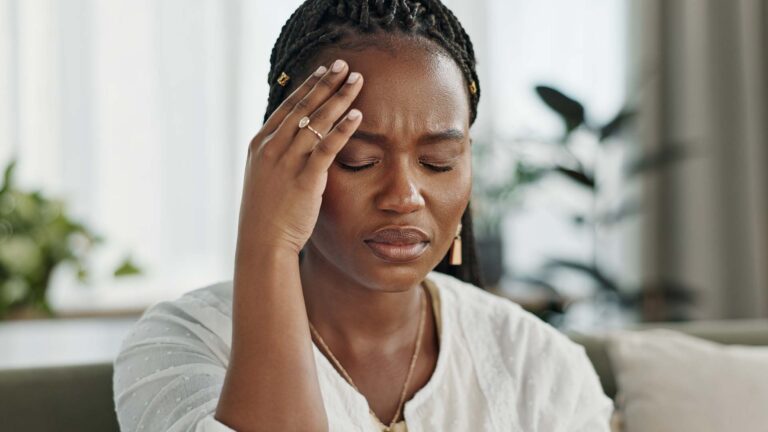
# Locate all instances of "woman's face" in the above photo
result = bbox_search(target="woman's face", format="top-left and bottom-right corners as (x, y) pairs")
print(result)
(304, 37), (472, 292)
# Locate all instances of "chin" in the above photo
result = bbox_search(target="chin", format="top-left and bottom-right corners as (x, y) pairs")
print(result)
(349, 243), (439, 292)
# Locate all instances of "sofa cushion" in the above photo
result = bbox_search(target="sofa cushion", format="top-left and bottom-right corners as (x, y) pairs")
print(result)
(567, 319), (768, 399)
(607, 329), (768, 432)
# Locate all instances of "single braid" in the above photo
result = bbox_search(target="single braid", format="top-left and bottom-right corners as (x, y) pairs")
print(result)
(384, 0), (398, 26)
(265, 0), (484, 288)
(374, 0), (386, 16)
(359, 0), (371, 29)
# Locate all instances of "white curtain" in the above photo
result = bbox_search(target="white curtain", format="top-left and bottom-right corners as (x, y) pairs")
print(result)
(0, 0), (297, 310)
(1, 0), (631, 314)
(633, 0), (768, 319)
(0, 0), (494, 311)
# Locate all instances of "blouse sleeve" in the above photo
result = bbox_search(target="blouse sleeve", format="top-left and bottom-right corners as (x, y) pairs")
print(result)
(113, 291), (237, 432)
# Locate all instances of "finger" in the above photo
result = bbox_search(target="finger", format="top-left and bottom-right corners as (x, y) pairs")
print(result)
(269, 59), (350, 158)
(261, 63), (329, 136)
(300, 109), (363, 180)
(285, 71), (363, 165)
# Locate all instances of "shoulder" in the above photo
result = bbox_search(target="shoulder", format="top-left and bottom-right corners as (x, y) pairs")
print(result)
(143, 280), (234, 322)
(428, 271), (576, 352)
(427, 270), (591, 383)
(428, 272), (580, 349)
(427, 271), (611, 429)
(120, 280), (235, 354)
(113, 281), (236, 432)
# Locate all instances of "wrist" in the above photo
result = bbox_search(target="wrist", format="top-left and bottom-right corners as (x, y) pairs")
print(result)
(235, 243), (300, 270)
(236, 234), (303, 259)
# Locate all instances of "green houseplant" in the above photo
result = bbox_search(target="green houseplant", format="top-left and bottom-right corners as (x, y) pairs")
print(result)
(510, 85), (694, 326)
(0, 160), (140, 319)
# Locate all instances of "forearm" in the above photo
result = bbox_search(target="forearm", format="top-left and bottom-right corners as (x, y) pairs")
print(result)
(215, 246), (327, 432)
(213, 56), (361, 432)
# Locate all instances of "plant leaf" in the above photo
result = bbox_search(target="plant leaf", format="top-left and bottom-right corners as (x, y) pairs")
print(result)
(512, 275), (564, 299)
(599, 109), (636, 141)
(1, 160), (17, 194)
(535, 86), (585, 134)
(595, 199), (642, 225)
(515, 162), (549, 185)
(626, 143), (688, 178)
(640, 280), (697, 305)
(572, 214), (588, 225)
(543, 259), (621, 293)
(114, 256), (142, 277)
(554, 166), (595, 189)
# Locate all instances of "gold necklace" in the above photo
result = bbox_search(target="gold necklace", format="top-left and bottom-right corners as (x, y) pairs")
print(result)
(308, 284), (427, 432)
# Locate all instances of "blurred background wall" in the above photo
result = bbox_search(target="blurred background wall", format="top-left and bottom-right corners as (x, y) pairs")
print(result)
(0, 0), (765, 326)
(632, 0), (768, 320)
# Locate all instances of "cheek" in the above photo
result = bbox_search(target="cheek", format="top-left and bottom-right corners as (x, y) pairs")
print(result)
(428, 157), (472, 213)
(315, 170), (367, 237)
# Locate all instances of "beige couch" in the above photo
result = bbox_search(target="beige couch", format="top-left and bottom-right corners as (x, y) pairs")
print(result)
(567, 319), (768, 399)
(1, 320), (766, 432)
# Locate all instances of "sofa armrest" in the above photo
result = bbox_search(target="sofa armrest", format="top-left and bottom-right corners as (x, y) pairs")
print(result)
(0, 362), (119, 432)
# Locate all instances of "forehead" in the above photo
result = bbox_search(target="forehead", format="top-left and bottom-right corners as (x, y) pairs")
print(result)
(318, 36), (470, 135)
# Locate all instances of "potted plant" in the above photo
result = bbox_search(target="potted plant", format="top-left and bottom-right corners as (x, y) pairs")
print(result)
(0, 160), (140, 319)
(509, 85), (695, 326)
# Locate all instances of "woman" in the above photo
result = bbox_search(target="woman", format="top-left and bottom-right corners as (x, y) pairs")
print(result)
(113, 1), (613, 431)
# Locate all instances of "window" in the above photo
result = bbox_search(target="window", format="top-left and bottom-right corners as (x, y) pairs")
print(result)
(1, 0), (629, 318)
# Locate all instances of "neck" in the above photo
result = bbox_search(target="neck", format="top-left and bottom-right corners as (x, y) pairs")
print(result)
(300, 244), (425, 353)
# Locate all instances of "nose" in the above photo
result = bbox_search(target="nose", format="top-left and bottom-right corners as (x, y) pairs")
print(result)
(376, 163), (426, 214)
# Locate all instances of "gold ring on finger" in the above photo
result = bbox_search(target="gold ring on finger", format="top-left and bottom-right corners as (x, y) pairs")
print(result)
(299, 116), (323, 140)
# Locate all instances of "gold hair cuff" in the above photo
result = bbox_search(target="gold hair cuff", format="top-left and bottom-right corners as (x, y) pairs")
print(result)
(469, 81), (478, 95)
(277, 72), (290, 87)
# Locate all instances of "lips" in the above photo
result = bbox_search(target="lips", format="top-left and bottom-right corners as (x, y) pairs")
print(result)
(364, 227), (430, 263)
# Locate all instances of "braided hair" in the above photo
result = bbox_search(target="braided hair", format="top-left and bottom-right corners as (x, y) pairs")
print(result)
(266, 0), (485, 288)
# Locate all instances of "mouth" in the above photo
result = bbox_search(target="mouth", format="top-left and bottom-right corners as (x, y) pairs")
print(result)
(364, 226), (431, 263)
(364, 240), (430, 263)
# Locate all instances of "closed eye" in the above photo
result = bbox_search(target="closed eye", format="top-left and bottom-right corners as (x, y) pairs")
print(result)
(336, 161), (454, 172)
(337, 161), (377, 172)
(421, 162), (454, 172)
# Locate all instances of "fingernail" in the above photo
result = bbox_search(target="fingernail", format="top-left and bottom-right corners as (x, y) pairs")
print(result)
(347, 72), (360, 83)
(313, 65), (327, 77)
(331, 59), (345, 73)
(347, 109), (361, 120)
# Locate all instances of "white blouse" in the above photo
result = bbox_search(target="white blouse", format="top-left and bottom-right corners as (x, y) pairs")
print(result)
(113, 271), (613, 431)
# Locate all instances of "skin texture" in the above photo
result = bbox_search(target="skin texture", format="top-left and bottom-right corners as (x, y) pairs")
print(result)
(215, 34), (472, 431)
(300, 36), (472, 423)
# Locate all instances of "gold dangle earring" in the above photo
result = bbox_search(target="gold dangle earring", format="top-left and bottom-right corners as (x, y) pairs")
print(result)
(450, 223), (463, 266)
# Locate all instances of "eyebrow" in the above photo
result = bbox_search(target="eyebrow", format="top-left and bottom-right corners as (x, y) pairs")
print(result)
(350, 128), (466, 146)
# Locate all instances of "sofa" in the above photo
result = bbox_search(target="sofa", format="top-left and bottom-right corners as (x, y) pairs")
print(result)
(1, 319), (766, 432)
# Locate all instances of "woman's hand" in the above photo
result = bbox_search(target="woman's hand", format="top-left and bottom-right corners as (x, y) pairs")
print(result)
(237, 60), (364, 255)
(218, 61), (363, 431)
